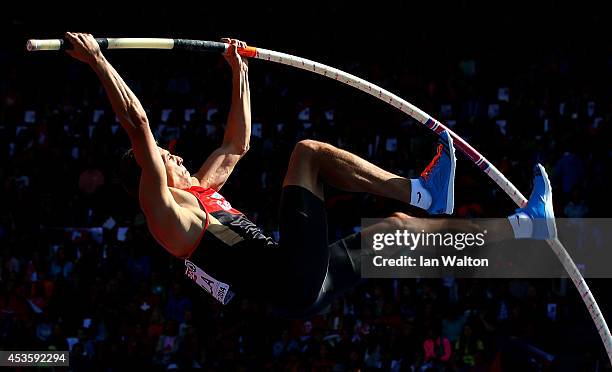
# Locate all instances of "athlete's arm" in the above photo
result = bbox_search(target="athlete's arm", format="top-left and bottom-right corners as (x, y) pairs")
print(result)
(65, 33), (198, 254)
(193, 38), (251, 190)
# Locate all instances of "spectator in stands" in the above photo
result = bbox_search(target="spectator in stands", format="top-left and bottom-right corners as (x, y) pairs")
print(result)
(422, 325), (452, 370)
(454, 324), (485, 369)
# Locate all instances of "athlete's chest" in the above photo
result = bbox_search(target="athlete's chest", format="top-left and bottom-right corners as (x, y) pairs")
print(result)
(170, 187), (241, 215)
(169, 188), (207, 217)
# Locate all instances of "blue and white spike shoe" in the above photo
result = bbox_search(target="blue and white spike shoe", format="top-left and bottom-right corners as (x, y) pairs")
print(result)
(419, 130), (456, 215)
(511, 164), (558, 239)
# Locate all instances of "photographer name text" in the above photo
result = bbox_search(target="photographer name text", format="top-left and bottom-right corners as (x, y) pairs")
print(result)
(372, 255), (488, 267)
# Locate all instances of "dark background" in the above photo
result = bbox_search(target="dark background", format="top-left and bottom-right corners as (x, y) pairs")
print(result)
(1, 2), (612, 371)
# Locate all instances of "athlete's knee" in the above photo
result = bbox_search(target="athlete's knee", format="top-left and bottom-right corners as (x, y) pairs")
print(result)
(286, 140), (322, 173)
(293, 139), (324, 159)
(386, 212), (413, 229)
(284, 140), (325, 195)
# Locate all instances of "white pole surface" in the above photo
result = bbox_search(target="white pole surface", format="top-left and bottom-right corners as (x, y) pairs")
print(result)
(26, 39), (62, 51)
(105, 38), (174, 49)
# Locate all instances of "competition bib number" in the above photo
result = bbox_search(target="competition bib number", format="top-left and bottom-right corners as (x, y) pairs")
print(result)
(184, 260), (235, 305)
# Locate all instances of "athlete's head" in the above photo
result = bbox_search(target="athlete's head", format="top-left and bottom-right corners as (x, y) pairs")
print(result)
(119, 147), (191, 197)
(158, 147), (191, 189)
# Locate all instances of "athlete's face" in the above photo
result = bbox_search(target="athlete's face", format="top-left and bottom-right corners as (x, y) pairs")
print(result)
(159, 147), (191, 189)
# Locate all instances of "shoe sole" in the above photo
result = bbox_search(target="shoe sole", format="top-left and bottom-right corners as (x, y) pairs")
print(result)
(444, 132), (456, 214)
(538, 164), (558, 239)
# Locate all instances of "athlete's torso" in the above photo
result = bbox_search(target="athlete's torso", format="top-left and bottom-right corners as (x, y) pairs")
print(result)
(170, 186), (278, 304)
(181, 186), (275, 251)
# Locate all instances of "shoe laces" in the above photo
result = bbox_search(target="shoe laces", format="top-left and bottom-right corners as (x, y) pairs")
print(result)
(421, 144), (443, 181)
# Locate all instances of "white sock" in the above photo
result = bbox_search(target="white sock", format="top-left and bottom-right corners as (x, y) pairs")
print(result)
(508, 212), (533, 239)
(410, 179), (432, 210)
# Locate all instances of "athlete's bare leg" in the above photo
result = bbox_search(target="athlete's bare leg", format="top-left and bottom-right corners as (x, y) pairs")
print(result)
(281, 138), (527, 242)
(359, 213), (513, 255)
(282, 139), (411, 201)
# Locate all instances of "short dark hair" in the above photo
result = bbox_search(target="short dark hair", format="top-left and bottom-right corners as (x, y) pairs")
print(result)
(118, 148), (141, 197)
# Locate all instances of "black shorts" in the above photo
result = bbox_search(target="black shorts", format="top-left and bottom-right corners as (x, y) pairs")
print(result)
(272, 185), (363, 318)
(187, 185), (362, 317)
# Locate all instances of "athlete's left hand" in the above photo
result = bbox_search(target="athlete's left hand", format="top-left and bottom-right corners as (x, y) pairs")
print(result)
(65, 32), (102, 65)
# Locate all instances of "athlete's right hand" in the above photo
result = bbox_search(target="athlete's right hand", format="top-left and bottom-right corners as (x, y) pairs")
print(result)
(65, 32), (102, 65)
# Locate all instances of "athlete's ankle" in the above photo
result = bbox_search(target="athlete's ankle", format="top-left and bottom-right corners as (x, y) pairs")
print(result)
(409, 178), (432, 210)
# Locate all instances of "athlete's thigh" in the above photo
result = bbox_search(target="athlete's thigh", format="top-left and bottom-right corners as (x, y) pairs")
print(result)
(277, 185), (330, 310)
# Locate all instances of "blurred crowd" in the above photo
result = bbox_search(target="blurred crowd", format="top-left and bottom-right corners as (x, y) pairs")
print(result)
(2, 6), (612, 370)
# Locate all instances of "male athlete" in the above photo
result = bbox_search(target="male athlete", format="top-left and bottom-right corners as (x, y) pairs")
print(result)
(64, 32), (556, 317)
